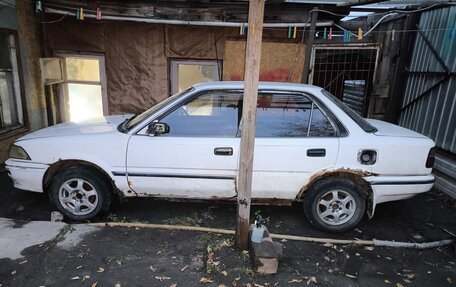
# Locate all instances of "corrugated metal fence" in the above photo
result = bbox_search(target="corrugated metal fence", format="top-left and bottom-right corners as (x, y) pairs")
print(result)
(399, 6), (456, 198)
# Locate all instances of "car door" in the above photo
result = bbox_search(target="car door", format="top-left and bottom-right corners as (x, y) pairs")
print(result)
(126, 90), (242, 198)
(251, 92), (340, 200)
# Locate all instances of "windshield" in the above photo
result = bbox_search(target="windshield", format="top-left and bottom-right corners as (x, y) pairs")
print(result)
(124, 87), (193, 131)
(321, 89), (377, 133)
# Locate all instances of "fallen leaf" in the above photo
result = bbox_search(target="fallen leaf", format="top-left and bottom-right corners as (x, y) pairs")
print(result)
(346, 274), (357, 279)
(364, 246), (374, 251)
(97, 267), (105, 273)
(18, 260), (28, 265)
(324, 256), (330, 262)
(155, 276), (171, 281)
(115, 284), (121, 287)
(385, 280), (391, 284)
(91, 282), (98, 287)
(396, 284), (405, 287)
(221, 270), (228, 276)
(280, 239), (287, 242)
(404, 279), (412, 283)
(254, 284), (265, 287)
(82, 275), (90, 282)
(11, 270), (16, 276)
(149, 265), (157, 272)
(76, 265), (82, 269)
(157, 251), (162, 255)
(354, 228), (362, 233)
(447, 278), (453, 284)
(200, 277), (213, 284)
(169, 284), (178, 287)
(355, 253), (360, 256)
(406, 274), (415, 280)
(323, 242), (333, 247)
(288, 279), (302, 283)
(70, 276), (81, 280)
(180, 265), (189, 272)
(231, 280), (238, 287)
(345, 254), (350, 259)
(218, 285), (227, 287)
(307, 276), (317, 285)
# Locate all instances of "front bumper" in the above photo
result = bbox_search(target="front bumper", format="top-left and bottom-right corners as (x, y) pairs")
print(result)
(364, 174), (435, 216)
(4, 159), (49, 193)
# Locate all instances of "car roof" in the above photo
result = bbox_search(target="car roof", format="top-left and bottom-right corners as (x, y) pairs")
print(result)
(191, 81), (324, 93)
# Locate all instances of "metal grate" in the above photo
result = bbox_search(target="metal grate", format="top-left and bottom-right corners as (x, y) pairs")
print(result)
(310, 46), (379, 116)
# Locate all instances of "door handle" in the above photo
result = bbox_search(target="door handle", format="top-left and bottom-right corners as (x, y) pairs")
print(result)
(307, 148), (326, 157)
(214, 147), (233, 156)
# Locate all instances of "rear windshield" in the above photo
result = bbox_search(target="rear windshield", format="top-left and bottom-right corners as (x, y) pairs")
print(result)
(321, 89), (377, 133)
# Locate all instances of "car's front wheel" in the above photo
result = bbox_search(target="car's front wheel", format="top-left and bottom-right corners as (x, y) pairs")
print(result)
(49, 166), (112, 221)
(303, 177), (366, 232)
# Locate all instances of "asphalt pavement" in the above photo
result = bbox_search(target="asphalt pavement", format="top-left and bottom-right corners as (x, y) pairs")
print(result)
(0, 172), (455, 286)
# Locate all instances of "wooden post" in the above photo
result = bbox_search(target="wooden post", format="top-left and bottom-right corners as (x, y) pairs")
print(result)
(235, 0), (265, 250)
(301, 8), (318, 84)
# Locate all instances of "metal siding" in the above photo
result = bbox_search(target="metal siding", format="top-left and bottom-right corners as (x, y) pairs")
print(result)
(399, 7), (456, 196)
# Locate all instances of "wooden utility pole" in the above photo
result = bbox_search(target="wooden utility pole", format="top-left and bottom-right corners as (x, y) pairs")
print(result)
(235, 0), (265, 250)
(301, 8), (318, 84)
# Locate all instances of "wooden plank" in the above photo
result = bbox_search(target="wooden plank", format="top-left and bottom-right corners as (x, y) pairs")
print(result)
(235, 0), (265, 250)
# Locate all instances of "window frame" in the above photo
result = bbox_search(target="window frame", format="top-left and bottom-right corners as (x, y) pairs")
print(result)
(54, 53), (109, 122)
(170, 59), (221, 95)
(0, 28), (27, 138)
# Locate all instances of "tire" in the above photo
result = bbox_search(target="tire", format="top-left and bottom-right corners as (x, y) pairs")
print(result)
(303, 177), (366, 232)
(49, 166), (112, 221)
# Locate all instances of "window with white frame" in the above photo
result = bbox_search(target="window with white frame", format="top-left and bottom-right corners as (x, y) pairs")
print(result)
(41, 54), (108, 122)
(170, 60), (220, 95)
(0, 31), (23, 133)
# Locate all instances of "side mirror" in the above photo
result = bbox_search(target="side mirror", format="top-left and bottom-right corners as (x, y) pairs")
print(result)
(147, 122), (170, 136)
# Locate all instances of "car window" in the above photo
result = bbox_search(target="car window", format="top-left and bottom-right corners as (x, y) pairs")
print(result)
(309, 106), (336, 137)
(124, 87), (193, 132)
(160, 91), (242, 137)
(321, 89), (377, 133)
(256, 93), (312, 137)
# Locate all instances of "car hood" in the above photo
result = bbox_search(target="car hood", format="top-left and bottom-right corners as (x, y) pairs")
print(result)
(19, 115), (133, 141)
(366, 119), (428, 139)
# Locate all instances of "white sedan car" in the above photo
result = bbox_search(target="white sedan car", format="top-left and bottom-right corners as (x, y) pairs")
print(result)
(5, 82), (435, 232)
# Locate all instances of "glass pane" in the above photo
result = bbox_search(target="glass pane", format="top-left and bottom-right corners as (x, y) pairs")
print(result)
(42, 58), (64, 84)
(309, 107), (336, 137)
(67, 83), (103, 122)
(162, 92), (241, 137)
(0, 71), (19, 129)
(256, 94), (312, 137)
(178, 64), (217, 92)
(66, 58), (100, 82)
(0, 34), (12, 69)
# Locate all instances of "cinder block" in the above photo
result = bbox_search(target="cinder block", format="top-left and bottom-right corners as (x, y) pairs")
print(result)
(51, 211), (63, 222)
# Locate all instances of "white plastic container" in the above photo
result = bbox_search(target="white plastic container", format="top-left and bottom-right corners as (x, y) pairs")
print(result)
(251, 225), (265, 243)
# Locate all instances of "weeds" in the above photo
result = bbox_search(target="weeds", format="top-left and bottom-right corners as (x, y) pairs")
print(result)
(106, 213), (149, 224)
(164, 207), (216, 227)
(54, 224), (76, 242)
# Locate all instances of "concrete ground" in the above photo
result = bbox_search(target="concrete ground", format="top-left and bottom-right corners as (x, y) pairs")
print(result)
(0, 172), (455, 286)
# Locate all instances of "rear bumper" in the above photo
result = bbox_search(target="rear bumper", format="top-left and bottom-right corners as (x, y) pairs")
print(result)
(4, 159), (48, 193)
(364, 174), (435, 216)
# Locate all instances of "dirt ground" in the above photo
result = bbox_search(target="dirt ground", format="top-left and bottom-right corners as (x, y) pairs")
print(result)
(0, 171), (455, 287)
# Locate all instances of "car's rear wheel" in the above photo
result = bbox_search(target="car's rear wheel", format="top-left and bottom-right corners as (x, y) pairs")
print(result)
(49, 166), (112, 221)
(304, 177), (366, 232)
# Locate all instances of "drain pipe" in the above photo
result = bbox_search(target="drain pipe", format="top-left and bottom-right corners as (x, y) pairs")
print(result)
(88, 222), (454, 250)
